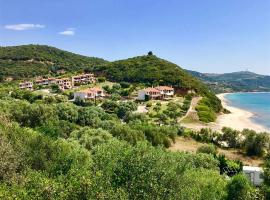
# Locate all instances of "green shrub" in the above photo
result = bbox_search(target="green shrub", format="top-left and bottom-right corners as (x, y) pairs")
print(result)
(97, 77), (106, 82)
(226, 174), (254, 200)
(197, 110), (216, 123)
(218, 155), (242, 176)
(243, 129), (269, 157)
(196, 97), (218, 123)
(146, 101), (152, 107)
(220, 127), (241, 148)
(197, 144), (217, 156)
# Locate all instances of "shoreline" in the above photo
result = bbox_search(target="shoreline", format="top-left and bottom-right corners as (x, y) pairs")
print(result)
(181, 93), (270, 133)
(214, 93), (270, 133)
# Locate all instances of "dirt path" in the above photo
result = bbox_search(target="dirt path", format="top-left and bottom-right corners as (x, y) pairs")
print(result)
(179, 97), (201, 122)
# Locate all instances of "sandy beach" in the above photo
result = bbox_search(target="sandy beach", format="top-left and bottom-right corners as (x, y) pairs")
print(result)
(212, 93), (270, 132)
(181, 93), (270, 133)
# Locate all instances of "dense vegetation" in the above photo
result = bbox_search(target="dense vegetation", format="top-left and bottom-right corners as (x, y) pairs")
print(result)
(187, 70), (270, 93)
(0, 120), (225, 199)
(0, 45), (107, 79)
(2, 45), (270, 198)
(0, 90), (212, 198)
(185, 127), (270, 158)
(0, 87), (266, 199)
(196, 97), (218, 122)
(96, 54), (210, 94)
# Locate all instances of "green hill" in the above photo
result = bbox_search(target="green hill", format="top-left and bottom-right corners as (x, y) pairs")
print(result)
(187, 70), (270, 93)
(94, 54), (222, 114)
(0, 44), (107, 79)
(96, 55), (208, 93)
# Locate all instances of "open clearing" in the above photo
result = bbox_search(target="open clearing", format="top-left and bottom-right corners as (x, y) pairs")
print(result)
(169, 137), (263, 167)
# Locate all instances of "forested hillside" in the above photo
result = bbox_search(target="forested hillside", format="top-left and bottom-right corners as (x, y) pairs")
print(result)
(95, 54), (222, 120)
(0, 45), (107, 79)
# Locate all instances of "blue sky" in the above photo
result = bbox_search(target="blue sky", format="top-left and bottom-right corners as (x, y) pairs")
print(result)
(0, 0), (269, 75)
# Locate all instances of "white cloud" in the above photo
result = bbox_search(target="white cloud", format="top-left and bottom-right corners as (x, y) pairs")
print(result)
(4, 24), (45, 31)
(58, 28), (75, 36)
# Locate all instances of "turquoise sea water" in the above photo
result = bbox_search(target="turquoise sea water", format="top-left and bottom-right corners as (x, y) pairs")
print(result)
(224, 93), (270, 130)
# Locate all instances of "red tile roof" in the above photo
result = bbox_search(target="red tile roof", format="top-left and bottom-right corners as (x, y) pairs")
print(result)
(81, 87), (103, 93)
(143, 87), (161, 93)
(72, 73), (94, 78)
(155, 86), (174, 91)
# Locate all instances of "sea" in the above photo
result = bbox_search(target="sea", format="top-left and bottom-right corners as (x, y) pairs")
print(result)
(224, 92), (270, 130)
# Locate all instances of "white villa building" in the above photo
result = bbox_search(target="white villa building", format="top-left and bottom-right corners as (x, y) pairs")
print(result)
(155, 86), (174, 98)
(137, 87), (161, 100)
(137, 86), (174, 100)
(19, 81), (33, 90)
(74, 87), (105, 100)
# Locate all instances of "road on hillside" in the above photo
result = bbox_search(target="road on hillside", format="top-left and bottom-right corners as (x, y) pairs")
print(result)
(178, 97), (202, 122)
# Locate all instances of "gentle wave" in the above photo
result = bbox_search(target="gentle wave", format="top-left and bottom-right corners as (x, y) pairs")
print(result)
(224, 92), (270, 130)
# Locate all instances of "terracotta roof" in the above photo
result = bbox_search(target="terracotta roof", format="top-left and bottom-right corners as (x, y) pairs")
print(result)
(90, 87), (103, 92)
(61, 78), (70, 80)
(78, 89), (94, 94)
(56, 78), (70, 81)
(155, 86), (174, 91)
(35, 78), (55, 82)
(72, 73), (94, 78)
(143, 87), (161, 93)
(80, 87), (103, 93)
(19, 82), (32, 85)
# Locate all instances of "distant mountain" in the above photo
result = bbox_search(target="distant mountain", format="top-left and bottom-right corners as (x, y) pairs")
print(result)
(0, 44), (107, 79)
(186, 70), (270, 93)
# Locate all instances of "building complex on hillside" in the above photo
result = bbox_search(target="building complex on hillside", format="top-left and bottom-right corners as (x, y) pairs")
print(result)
(19, 73), (97, 91)
(74, 87), (105, 100)
(19, 81), (33, 90)
(35, 77), (72, 90)
(71, 73), (96, 86)
(35, 78), (56, 86)
(56, 78), (72, 90)
(137, 86), (174, 100)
